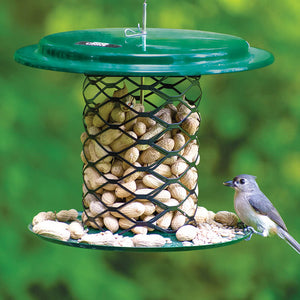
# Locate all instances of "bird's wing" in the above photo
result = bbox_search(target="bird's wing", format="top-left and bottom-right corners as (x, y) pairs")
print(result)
(247, 192), (288, 231)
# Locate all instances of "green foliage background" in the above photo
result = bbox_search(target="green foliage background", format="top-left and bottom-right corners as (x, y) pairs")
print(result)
(1, 0), (299, 299)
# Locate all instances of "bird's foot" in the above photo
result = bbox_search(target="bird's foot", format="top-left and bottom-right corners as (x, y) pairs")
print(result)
(245, 226), (264, 241)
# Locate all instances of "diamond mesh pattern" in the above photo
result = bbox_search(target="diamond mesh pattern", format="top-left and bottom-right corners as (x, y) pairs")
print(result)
(81, 76), (202, 233)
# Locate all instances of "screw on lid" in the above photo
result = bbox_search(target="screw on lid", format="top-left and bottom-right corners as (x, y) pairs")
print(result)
(14, 28), (274, 76)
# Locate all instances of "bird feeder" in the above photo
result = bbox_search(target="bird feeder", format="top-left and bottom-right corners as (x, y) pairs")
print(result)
(15, 2), (273, 251)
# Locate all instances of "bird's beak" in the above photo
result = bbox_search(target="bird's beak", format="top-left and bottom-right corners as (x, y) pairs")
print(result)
(223, 180), (234, 187)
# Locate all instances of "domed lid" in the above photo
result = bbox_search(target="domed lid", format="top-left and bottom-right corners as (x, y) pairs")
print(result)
(14, 28), (274, 76)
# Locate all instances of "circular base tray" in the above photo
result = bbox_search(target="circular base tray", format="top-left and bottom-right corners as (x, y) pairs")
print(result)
(29, 214), (251, 252)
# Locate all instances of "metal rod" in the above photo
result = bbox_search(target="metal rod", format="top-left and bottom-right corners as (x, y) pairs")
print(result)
(140, 77), (144, 105)
(141, 1), (147, 101)
(142, 0), (147, 34)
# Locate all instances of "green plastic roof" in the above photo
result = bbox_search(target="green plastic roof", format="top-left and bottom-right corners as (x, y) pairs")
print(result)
(14, 28), (274, 76)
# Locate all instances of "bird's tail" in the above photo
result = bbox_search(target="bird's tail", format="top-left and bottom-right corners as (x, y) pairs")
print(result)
(277, 227), (300, 254)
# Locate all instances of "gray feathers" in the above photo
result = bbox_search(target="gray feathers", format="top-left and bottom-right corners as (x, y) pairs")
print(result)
(247, 192), (288, 231)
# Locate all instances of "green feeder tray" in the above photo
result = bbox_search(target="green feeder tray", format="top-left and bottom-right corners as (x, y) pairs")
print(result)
(15, 6), (273, 251)
(28, 213), (252, 252)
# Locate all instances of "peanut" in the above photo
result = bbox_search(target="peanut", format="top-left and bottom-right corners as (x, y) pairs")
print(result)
(111, 160), (124, 177)
(131, 226), (148, 235)
(134, 188), (171, 203)
(140, 138), (175, 164)
(214, 211), (239, 227)
(171, 211), (187, 231)
(122, 162), (141, 183)
(156, 198), (179, 213)
(84, 112), (94, 127)
(119, 218), (135, 229)
(87, 217), (104, 229)
(69, 221), (86, 239)
(173, 133), (186, 154)
(155, 109), (173, 123)
(182, 142), (199, 163)
(83, 166), (103, 190)
(80, 131), (89, 144)
(137, 123), (165, 151)
(32, 211), (56, 226)
(179, 196), (196, 217)
(166, 103), (177, 114)
(168, 183), (187, 201)
(181, 117), (199, 136)
(56, 209), (78, 222)
(103, 214), (119, 233)
(180, 167), (197, 190)
(141, 201), (156, 216)
(90, 141), (112, 163)
(171, 160), (189, 176)
(156, 211), (173, 229)
(194, 206), (209, 224)
(33, 220), (70, 241)
(110, 202), (145, 218)
(124, 103), (145, 130)
(162, 156), (178, 165)
(97, 125), (124, 146)
(177, 100), (192, 115)
(133, 121), (147, 136)
(123, 147), (139, 166)
(95, 162), (111, 174)
(142, 214), (156, 231)
(142, 174), (165, 189)
(132, 234), (166, 247)
(152, 164), (172, 178)
(80, 150), (88, 164)
(115, 180), (137, 198)
(207, 211), (216, 223)
(89, 200), (108, 217)
(101, 191), (116, 206)
(137, 116), (156, 128)
(113, 83), (128, 98)
(82, 210), (103, 229)
(87, 126), (100, 136)
(135, 180), (148, 190)
(110, 107), (126, 123)
(118, 237), (135, 247)
(176, 225), (198, 242)
(93, 101), (115, 127)
(101, 173), (118, 191)
(79, 232), (116, 246)
(110, 131), (137, 152)
(83, 194), (97, 210)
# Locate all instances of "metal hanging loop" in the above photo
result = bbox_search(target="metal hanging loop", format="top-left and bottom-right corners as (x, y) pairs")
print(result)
(125, 0), (147, 37)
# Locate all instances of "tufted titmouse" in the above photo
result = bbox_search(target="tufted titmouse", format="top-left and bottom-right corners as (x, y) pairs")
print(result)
(223, 174), (300, 254)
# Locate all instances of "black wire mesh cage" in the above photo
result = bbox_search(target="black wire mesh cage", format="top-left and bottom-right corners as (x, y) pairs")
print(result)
(81, 76), (202, 234)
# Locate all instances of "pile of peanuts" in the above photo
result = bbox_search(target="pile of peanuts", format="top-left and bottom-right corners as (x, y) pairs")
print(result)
(81, 84), (201, 235)
(31, 208), (242, 247)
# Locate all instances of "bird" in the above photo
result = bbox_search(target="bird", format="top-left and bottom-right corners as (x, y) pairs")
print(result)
(223, 174), (300, 254)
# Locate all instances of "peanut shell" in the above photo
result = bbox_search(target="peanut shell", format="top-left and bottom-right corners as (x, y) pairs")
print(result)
(176, 225), (198, 242)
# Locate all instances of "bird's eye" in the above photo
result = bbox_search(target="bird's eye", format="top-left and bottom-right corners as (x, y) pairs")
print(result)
(240, 179), (245, 184)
